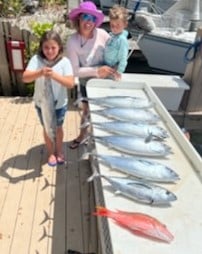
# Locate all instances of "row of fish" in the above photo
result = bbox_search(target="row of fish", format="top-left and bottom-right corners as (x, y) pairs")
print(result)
(83, 95), (178, 241)
(82, 95), (177, 205)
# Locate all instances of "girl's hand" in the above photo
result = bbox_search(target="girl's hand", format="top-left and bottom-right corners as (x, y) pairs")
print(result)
(41, 67), (53, 77)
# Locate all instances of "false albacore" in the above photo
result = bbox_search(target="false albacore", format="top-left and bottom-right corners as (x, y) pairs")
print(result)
(37, 56), (62, 142)
(39, 76), (56, 142)
(87, 153), (179, 183)
(90, 108), (159, 123)
(74, 95), (153, 109)
(88, 172), (177, 205)
(87, 135), (171, 157)
(81, 120), (168, 140)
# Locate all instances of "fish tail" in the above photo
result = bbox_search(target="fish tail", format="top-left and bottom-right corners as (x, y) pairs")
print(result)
(93, 206), (111, 217)
(73, 96), (88, 106)
(80, 119), (91, 129)
(86, 163), (100, 182)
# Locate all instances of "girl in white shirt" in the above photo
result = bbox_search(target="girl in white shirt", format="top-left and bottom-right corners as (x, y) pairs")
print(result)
(22, 30), (74, 166)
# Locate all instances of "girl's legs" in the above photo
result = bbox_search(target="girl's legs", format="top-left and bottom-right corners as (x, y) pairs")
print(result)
(44, 127), (65, 165)
(36, 105), (66, 165)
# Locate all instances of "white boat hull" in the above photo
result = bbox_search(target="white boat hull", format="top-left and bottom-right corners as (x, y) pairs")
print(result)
(138, 32), (196, 74)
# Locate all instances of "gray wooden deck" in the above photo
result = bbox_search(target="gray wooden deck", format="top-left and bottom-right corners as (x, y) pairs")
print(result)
(0, 96), (99, 254)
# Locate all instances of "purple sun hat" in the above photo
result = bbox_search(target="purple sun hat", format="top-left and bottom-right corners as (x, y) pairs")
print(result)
(68, 1), (105, 27)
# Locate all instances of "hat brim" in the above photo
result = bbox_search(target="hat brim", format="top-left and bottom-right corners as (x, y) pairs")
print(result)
(69, 8), (104, 27)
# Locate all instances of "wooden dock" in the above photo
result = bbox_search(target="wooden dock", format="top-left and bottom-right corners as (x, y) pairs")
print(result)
(0, 96), (99, 254)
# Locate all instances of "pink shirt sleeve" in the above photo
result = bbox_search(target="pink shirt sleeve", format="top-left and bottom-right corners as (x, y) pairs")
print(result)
(66, 28), (110, 78)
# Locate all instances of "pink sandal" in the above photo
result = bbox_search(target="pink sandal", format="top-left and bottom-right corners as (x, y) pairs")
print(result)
(57, 154), (65, 165)
(48, 155), (57, 167)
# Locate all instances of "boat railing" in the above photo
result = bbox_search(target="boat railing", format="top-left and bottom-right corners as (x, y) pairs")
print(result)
(128, 0), (191, 32)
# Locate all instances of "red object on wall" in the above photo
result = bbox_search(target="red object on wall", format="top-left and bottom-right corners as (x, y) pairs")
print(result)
(6, 40), (25, 72)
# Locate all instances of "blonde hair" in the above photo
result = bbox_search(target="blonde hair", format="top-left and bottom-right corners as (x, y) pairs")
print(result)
(109, 5), (129, 24)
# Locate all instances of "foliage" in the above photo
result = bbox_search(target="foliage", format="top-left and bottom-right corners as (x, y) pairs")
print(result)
(0, 0), (23, 17)
(24, 21), (54, 96)
(0, 0), (67, 17)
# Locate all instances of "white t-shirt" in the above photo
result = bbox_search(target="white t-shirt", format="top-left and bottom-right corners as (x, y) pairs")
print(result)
(26, 55), (73, 109)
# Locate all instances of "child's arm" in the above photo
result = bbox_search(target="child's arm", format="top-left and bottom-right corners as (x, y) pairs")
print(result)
(116, 37), (129, 73)
(51, 72), (74, 89)
(22, 69), (42, 83)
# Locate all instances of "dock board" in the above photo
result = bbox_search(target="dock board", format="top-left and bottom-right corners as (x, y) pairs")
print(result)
(0, 97), (98, 254)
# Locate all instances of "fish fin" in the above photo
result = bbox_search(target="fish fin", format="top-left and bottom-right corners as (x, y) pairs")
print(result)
(79, 152), (90, 161)
(114, 190), (121, 195)
(93, 206), (110, 217)
(80, 120), (91, 129)
(144, 132), (153, 143)
(87, 163), (100, 182)
(127, 180), (152, 190)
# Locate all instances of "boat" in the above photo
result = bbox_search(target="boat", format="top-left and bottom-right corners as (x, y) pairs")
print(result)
(128, 0), (202, 74)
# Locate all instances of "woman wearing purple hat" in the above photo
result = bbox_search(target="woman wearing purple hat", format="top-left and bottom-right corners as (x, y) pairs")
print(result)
(66, 1), (115, 149)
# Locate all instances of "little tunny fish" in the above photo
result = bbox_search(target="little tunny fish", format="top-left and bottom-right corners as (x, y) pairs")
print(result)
(93, 207), (174, 243)
(88, 172), (177, 205)
(39, 76), (56, 142)
(91, 108), (159, 123)
(92, 135), (171, 157)
(89, 153), (179, 182)
(37, 56), (62, 142)
(74, 95), (153, 109)
(83, 121), (168, 140)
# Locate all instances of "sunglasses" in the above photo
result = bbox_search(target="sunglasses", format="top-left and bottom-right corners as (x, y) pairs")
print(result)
(80, 13), (97, 23)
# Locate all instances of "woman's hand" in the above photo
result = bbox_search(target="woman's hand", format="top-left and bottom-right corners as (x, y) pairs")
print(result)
(97, 66), (116, 78)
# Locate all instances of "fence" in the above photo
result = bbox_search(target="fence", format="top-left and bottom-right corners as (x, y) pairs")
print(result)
(0, 20), (37, 96)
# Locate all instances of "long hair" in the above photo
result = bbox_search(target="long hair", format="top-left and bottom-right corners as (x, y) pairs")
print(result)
(38, 30), (63, 60)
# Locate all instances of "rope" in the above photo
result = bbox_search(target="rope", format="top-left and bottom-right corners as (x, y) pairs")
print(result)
(134, 0), (142, 12)
(184, 39), (202, 62)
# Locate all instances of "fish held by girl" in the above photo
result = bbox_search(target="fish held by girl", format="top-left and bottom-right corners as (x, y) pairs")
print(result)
(93, 206), (174, 243)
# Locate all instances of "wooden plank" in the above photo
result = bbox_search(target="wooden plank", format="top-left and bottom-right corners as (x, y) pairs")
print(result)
(78, 159), (98, 253)
(65, 109), (84, 252)
(0, 99), (34, 253)
(0, 99), (98, 254)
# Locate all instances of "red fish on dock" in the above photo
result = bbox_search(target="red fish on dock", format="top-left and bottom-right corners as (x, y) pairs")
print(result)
(93, 206), (174, 243)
